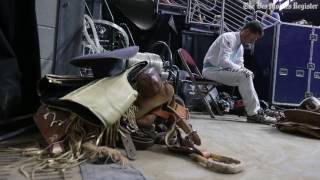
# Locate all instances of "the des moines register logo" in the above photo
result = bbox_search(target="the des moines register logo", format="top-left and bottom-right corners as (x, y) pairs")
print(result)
(244, 2), (319, 11)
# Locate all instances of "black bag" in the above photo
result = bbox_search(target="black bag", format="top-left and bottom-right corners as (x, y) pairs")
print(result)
(276, 109), (320, 139)
(178, 80), (206, 111)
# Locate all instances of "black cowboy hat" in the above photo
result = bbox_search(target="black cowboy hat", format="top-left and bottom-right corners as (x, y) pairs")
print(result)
(70, 46), (139, 78)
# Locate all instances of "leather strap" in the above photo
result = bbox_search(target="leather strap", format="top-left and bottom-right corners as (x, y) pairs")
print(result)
(151, 107), (172, 120)
(119, 127), (136, 160)
(170, 103), (189, 121)
(151, 101), (189, 121)
(150, 97), (201, 146)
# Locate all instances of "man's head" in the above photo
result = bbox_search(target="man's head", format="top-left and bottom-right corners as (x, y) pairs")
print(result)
(240, 20), (264, 45)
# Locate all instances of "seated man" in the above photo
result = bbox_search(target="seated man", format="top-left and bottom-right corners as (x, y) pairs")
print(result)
(202, 20), (275, 124)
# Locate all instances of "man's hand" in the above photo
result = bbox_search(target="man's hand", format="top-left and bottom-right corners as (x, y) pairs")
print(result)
(240, 68), (254, 79)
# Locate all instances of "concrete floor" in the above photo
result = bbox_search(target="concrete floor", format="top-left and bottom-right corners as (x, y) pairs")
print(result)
(1, 113), (320, 180)
(131, 113), (320, 180)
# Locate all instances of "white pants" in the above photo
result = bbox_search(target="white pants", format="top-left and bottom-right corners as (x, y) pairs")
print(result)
(202, 67), (260, 116)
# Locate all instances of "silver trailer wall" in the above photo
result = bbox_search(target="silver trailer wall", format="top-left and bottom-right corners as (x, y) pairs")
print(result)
(36, 0), (58, 76)
(36, 0), (85, 76)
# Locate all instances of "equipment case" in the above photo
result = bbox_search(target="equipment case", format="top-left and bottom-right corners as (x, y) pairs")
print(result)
(254, 23), (320, 106)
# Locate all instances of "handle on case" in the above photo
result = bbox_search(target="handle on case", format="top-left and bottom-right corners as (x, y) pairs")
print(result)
(296, 70), (305, 78)
(279, 68), (288, 76)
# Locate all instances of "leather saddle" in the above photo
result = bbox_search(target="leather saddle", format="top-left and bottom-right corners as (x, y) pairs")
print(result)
(132, 66), (201, 148)
(34, 60), (148, 150)
(134, 66), (173, 119)
(59, 62), (147, 127)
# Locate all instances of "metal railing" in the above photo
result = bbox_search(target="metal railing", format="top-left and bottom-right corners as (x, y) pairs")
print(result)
(255, 10), (281, 29)
(186, 0), (280, 33)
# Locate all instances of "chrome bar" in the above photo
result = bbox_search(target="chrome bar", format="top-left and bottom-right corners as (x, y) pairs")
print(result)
(220, 0), (225, 34)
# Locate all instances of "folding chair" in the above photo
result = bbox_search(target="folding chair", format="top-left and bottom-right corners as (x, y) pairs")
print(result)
(177, 48), (222, 118)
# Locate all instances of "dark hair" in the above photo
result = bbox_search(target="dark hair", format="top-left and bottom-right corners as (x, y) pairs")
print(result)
(242, 20), (264, 37)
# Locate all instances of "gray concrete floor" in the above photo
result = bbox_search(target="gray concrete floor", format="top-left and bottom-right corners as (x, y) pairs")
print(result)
(131, 112), (320, 180)
(1, 113), (320, 180)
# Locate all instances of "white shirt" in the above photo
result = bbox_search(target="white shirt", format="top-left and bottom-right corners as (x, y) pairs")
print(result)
(203, 32), (244, 70)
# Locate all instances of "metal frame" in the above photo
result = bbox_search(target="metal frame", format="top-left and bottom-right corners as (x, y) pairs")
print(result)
(255, 10), (281, 29)
(307, 28), (317, 96)
(93, 19), (130, 48)
(178, 48), (222, 118)
(185, 0), (276, 34)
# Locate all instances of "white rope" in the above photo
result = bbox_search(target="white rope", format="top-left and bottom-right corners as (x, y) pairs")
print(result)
(83, 14), (104, 53)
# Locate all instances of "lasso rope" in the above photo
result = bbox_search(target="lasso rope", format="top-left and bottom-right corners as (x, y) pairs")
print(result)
(0, 116), (128, 180)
